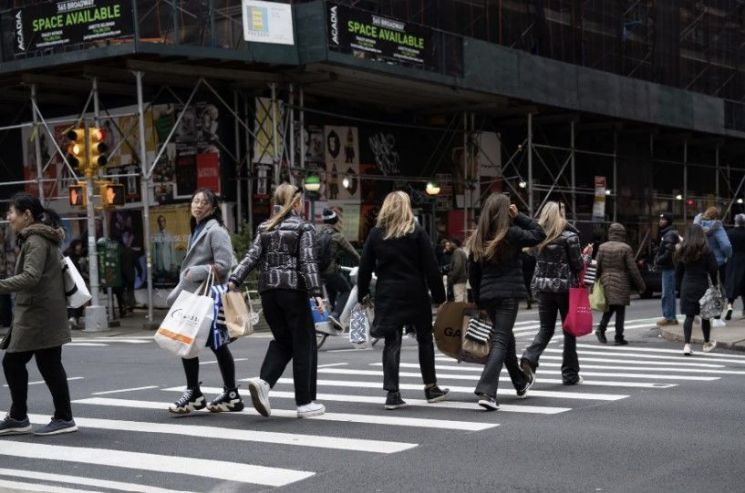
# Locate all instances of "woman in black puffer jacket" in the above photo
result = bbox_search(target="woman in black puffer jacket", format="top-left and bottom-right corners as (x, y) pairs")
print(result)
(467, 193), (546, 410)
(520, 202), (592, 386)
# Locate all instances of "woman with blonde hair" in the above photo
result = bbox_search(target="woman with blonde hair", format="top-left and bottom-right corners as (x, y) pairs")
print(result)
(357, 191), (448, 410)
(229, 183), (326, 418)
(520, 202), (592, 386)
(467, 193), (545, 410)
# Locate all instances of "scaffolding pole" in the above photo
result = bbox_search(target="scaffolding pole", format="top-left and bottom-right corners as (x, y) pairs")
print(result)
(300, 87), (305, 170)
(135, 71), (155, 327)
(715, 144), (720, 201)
(570, 121), (576, 223)
(244, 94), (253, 236)
(463, 112), (468, 236)
(234, 90), (242, 232)
(528, 113), (534, 216)
(683, 140), (688, 222)
(613, 131), (618, 222)
(30, 85), (45, 205)
(271, 82), (280, 185)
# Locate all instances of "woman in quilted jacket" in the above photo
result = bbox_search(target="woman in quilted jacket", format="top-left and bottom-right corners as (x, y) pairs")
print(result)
(595, 223), (646, 345)
(520, 202), (592, 386)
(229, 183), (326, 418)
(675, 224), (719, 355)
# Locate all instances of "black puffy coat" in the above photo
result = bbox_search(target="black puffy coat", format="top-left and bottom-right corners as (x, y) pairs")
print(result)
(357, 224), (445, 331)
(676, 250), (718, 316)
(654, 225), (680, 270)
(725, 227), (745, 300)
(468, 213), (546, 305)
(531, 225), (585, 294)
(230, 211), (322, 297)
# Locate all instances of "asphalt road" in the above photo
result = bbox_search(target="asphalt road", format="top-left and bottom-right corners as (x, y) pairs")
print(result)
(1, 298), (744, 493)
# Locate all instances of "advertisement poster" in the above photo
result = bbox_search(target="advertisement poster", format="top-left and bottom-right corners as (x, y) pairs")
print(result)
(253, 97), (284, 166)
(327, 2), (436, 70)
(242, 0), (294, 45)
(593, 176), (607, 219)
(150, 204), (191, 288)
(324, 126), (360, 202)
(13, 0), (134, 56)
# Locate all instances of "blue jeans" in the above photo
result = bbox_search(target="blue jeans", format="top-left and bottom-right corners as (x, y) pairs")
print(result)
(661, 269), (676, 321)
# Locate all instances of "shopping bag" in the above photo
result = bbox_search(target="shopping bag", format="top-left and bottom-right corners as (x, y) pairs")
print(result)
(460, 310), (490, 364)
(223, 288), (255, 338)
(433, 302), (474, 360)
(62, 256), (91, 308)
(310, 298), (340, 335)
(563, 285), (594, 337)
(349, 301), (373, 347)
(155, 270), (215, 358)
(589, 280), (607, 312)
(699, 284), (725, 320)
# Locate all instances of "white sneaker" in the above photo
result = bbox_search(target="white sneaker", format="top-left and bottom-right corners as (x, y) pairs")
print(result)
(297, 402), (325, 418)
(247, 378), (271, 417)
(712, 318), (726, 328)
(703, 340), (717, 353)
(683, 343), (693, 356)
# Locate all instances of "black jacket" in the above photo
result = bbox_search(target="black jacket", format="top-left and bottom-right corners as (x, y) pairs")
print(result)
(654, 225), (679, 270)
(357, 224), (445, 330)
(725, 227), (745, 299)
(230, 211), (322, 297)
(676, 250), (718, 316)
(317, 223), (360, 276)
(531, 225), (584, 294)
(468, 213), (546, 305)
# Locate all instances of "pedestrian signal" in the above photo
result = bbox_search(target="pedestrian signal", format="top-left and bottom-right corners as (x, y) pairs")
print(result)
(66, 128), (87, 172)
(101, 183), (125, 207)
(68, 184), (86, 207)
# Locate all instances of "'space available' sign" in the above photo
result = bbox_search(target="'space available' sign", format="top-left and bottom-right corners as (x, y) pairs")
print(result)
(327, 2), (436, 70)
(13, 0), (133, 55)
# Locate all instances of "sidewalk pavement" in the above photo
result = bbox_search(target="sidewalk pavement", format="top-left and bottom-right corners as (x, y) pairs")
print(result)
(659, 316), (745, 352)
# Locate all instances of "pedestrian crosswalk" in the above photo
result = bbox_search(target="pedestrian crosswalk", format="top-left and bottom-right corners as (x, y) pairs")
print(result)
(3, 337), (743, 491)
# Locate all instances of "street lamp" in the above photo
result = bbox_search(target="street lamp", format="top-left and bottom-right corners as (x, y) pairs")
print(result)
(518, 180), (527, 189)
(303, 175), (321, 223)
(426, 181), (441, 196)
(425, 182), (441, 244)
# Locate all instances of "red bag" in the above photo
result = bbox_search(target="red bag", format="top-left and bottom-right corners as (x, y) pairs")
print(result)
(563, 269), (593, 337)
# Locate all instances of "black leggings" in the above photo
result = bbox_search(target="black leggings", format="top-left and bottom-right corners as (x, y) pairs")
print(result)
(598, 305), (627, 339)
(182, 344), (236, 390)
(2, 346), (73, 421)
(683, 316), (711, 343)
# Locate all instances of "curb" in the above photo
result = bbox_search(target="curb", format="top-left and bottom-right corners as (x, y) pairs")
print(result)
(660, 327), (745, 353)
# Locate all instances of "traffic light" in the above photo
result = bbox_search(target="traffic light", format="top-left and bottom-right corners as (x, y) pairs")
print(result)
(68, 184), (86, 207)
(88, 127), (108, 168)
(100, 183), (125, 207)
(66, 128), (87, 172)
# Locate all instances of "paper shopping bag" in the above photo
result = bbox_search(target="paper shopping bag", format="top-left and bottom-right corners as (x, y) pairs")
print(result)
(563, 286), (593, 337)
(223, 289), (255, 338)
(156, 289), (214, 358)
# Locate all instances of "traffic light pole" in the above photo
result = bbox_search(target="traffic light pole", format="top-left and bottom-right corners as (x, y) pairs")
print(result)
(84, 150), (108, 331)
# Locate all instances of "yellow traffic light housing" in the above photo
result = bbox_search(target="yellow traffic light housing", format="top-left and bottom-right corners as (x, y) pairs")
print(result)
(66, 128), (87, 173)
(68, 183), (86, 207)
(100, 183), (125, 207)
(88, 127), (108, 168)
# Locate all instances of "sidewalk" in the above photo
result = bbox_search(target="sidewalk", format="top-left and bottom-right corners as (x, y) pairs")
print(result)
(660, 316), (745, 352)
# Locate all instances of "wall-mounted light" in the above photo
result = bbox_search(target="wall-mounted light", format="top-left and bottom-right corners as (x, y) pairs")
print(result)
(675, 194), (683, 201)
(518, 181), (527, 189)
(605, 190), (612, 196)
(342, 176), (351, 189)
(425, 182), (441, 196)
(737, 198), (744, 205)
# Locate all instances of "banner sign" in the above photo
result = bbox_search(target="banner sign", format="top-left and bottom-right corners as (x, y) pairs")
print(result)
(327, 2), (436, 70)
(593, 176), (607, 219)
(242, 0), (294, 45)
(12, 0), (133, 55)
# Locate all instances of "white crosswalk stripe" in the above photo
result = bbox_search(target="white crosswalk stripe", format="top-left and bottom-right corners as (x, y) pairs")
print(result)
(0, 468), (198, 493)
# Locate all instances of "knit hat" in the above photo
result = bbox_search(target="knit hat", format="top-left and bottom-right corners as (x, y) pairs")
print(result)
(736, 214), (745, 227)
(322, 208), (338, 225)
(659, 213), (673, 225)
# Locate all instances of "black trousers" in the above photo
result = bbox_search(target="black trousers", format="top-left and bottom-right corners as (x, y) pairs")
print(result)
(475, 298), (528, 398)
(260, 289), (317, 406)
(182, 344), (236, 390)
(521, 292), (580, 382)
(684, 316), (711, 343)
(2, 346), (73, 421)
(382, 322), (437, 393)
(322, 272), (352, 318)
(598, 304), (627, 339)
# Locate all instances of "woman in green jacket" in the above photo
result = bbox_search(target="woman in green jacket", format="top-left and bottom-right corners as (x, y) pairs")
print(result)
(0, 193), (76, 436)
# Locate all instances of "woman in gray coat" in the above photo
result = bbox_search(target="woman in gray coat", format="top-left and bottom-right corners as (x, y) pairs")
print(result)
(0, 193), (76, 436)
(167, 188), (240, 414)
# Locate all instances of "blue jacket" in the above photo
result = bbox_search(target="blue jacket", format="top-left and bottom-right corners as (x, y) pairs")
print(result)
(694, 214), (732, 267)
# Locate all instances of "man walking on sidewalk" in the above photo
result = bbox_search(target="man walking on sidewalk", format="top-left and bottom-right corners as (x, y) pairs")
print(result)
(655, 213), (680, 326)
(447, 238), (468, 302)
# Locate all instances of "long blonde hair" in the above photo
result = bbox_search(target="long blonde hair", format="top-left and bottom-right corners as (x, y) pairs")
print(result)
(535, 202), (567, 251)
(376, 191), (415, 240)
(266, 183), (302, 231)
(466, 193), (511, 262)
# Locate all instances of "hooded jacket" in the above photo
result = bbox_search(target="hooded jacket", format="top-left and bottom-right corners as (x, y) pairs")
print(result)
(230, 211), (322, 297)
(694, 213), (732, 267)
(596, 223), (646, 306)
(531, 224), (585, 294)
(317, 223), (360, 276)
(0, 223), (70, 352)
(654, 224), (680, 270)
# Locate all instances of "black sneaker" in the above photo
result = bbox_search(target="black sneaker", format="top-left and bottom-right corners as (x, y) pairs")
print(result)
(477, 393), (499, 411)
(424, 385), (449, 403)
(168, 387), (206, 414)
(519, 359), (535, 386)
(0, 414), (31, 436)
(207, 387), (244, 413)
(516, 377), (534, 399)
(385, 391), (407, 410)
(614, 337), (629, 346)
(595, 330), (608, 344)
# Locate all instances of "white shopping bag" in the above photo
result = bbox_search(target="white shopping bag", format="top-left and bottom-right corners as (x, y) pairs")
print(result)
(62, 256), (92, 308)
(155, 271), (215, 358)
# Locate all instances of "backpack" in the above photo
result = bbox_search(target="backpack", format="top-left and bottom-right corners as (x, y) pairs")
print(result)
(315, 227), (334, 272)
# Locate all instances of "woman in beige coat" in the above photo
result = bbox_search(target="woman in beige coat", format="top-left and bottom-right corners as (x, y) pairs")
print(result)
(0, 193), (76, 436)
(595, 223), (646, 345)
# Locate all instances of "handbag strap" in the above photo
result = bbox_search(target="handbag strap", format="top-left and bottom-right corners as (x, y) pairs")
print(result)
(199, 266), (215, 296)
